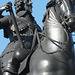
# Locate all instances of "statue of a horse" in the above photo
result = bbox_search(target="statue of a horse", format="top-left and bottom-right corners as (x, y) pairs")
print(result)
(28, 0), (75, 75)
(0, 0), (75, 75)
(20, 0), (75, 75)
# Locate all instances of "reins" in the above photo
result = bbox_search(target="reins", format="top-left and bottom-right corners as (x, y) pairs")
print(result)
(31, 28), (69, 54)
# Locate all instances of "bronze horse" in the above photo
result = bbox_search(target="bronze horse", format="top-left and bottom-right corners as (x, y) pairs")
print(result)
(0, 0), (75, 75)
(14, 0), (75, 75)
(17, 0), (75, 75)
(28, 0), (75, 75)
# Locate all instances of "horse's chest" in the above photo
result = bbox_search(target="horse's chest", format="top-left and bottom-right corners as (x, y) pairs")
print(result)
(41, 26), (72, 54)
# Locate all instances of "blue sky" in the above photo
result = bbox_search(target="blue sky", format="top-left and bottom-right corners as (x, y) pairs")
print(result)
(0, 0), (75, 55)
(0, 0), (49, 55)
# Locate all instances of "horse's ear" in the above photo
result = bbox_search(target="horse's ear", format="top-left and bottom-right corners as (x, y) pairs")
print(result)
(46, 0), (55, 9)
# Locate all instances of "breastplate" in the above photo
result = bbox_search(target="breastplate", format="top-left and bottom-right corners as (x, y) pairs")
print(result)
(10, 16), (35, 37)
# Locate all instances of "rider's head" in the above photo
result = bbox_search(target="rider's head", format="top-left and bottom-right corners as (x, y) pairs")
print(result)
(14, 0), (32, 16)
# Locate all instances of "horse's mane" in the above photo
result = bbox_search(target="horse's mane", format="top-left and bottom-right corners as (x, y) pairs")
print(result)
(46, 0), (55, 9)
(42, 0), (55, 23)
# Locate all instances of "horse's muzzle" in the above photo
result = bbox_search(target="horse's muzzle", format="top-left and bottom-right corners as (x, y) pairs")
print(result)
(68, 15), (75, 24)
(63, 13), (75, 32)
(67, 16), (75, 32)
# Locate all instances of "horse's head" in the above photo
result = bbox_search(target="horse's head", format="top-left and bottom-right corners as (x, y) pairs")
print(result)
(54, 0), (75, 32)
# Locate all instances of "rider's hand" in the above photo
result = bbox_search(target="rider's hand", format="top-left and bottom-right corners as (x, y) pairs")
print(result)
(5, 2), (12, 12)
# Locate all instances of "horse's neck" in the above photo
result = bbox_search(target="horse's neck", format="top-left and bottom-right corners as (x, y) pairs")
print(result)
(49, 7), (62, 24)
(43, 7), (68, 38)
(43, 7), (62, 29)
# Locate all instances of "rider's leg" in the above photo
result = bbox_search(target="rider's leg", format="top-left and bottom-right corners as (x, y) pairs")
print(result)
(0, 41), (20, 75)
(1, 49), (31, 75)
(30, 48), (70, 75)
(0, 53), (19, 75)
(1, 51), (20, 75)
(1, 39), (32, 75)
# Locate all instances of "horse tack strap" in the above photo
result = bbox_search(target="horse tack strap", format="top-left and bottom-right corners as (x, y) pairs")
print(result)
(38, 32), (68, 54)
(31, 28), (38, 50)
(38, 32), (67, 45)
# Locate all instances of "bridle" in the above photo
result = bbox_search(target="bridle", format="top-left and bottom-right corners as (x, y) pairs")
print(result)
(54, 0), (75, 32)
(37, 0), (75, 54)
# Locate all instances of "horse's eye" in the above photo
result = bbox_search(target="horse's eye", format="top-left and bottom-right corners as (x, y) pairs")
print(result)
(57, 1), (61, 4)
(56, 1), (62, 6)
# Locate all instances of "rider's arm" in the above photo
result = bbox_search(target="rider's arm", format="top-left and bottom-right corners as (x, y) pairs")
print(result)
(0, 15), (10, 29)
(0, 5), (6, 15)
(0, 2), (12, 29)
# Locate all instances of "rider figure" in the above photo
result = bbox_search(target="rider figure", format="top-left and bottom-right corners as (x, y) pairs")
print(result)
(0, 0), (41, 75)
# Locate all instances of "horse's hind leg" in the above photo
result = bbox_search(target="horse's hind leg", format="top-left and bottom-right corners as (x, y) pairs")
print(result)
(29, 48), (71, 75)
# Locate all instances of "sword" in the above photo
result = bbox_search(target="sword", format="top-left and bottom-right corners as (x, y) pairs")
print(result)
(8, 2), (24, 48)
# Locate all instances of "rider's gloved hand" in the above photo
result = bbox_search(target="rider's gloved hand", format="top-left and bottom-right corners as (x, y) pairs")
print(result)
(0, 1), (12, 15)
(5, 2), (12, 12)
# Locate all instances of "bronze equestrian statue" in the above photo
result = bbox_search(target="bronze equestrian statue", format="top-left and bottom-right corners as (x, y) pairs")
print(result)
(29, 0), (75, 75)
(0, 0), (41, 75)
(0, 0), (75, 75)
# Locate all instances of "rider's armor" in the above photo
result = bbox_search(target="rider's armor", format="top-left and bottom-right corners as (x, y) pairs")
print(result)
(0, 0), (41, 75)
